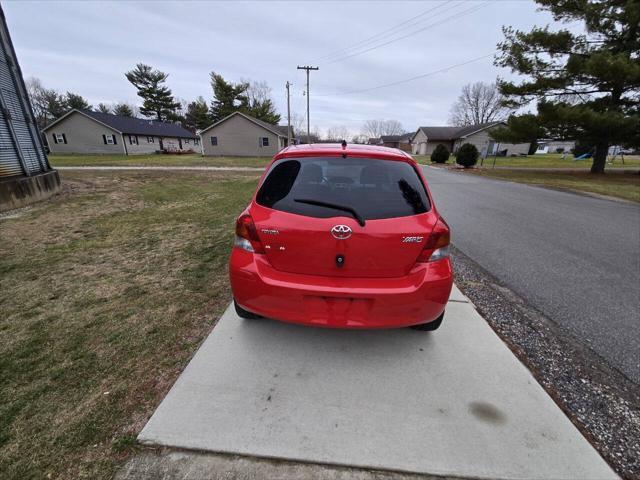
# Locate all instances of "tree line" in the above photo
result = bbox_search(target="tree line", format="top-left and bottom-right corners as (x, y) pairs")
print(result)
(27, 63), (281, 134)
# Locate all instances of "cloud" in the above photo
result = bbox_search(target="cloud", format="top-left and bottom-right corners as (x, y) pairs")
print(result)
(4, 0), (556, 132)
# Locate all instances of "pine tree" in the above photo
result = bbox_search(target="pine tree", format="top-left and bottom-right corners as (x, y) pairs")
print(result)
(209, 72), (249, 122)
(248, 97), (280, 124)
(42, 89), (66, 122)
(493, 0), (640, 173)
(209, 74), (281, 124)
(96, 103), (111, 114)
(113, 103), (134, 117)
(65, 92), (91, 111)
(185, 97), (212, 132)
(125, 63), (180, 122)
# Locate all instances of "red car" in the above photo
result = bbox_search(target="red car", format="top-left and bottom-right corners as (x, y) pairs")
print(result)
(229, 143), (453, 330)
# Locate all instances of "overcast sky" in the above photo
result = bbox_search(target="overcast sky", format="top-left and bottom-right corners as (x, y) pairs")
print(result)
(4, 0), (564, 135)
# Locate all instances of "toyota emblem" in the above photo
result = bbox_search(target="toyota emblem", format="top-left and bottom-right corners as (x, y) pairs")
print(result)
(331, 224), (352, 240)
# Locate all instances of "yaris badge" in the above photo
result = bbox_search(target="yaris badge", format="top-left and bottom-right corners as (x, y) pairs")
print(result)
(331, 225), (352, 240)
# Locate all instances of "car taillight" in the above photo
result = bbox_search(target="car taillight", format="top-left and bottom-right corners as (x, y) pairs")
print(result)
(417, 217), (450, 263)
(234, 214), (265, 254)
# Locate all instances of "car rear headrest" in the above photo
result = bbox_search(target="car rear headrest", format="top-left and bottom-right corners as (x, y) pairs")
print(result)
(360, 164), (389, 187)
(299, 163), (323, 184)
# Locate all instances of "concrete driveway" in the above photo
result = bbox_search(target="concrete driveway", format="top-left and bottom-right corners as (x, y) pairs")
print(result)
(138, 286), (615, 479)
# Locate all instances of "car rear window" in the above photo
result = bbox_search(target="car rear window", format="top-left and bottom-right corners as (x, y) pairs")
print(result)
(256, 157), (430, 221)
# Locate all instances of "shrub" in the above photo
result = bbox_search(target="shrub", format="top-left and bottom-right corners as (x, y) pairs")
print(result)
(456, 143), (479, 168)
(430, 144), (450, 163)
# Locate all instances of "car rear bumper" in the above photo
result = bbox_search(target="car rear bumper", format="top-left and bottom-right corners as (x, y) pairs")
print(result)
(229, 249), (453, 329)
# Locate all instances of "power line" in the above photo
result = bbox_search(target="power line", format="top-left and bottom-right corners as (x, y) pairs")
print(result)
(316, 53), (494, 97)
(319, 1), (462, 64)
(315, 0), (453, 62)
(324, 1), (490, 64)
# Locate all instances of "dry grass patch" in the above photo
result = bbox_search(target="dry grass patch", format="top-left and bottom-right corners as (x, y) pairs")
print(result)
(467, 169), (640, 202)
(0, 170), (259, 479)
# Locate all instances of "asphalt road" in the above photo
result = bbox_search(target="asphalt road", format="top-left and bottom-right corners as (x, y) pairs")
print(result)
(423, 166), (640, 383)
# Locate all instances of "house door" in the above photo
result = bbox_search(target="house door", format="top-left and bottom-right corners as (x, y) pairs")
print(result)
(159, 138), (164, 150)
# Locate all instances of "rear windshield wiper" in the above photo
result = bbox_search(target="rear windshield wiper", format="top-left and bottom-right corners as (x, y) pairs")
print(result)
(294, 198), (366, 227)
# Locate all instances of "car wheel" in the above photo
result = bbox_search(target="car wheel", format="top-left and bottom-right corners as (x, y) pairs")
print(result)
(410, 311), (444, 331)
(234, 300), (262, 319)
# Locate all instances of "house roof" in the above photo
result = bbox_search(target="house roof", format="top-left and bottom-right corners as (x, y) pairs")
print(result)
(380, 133), (413, 143)
(44, 109), (197, 139)
(199, 111), (292, 138)
(412, 122), (504, 142)
(251, 115), (293, 138)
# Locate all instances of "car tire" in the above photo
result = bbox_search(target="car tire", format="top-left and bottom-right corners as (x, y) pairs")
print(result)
(410, 311), (444, 331)
(234, 300), (262, 319)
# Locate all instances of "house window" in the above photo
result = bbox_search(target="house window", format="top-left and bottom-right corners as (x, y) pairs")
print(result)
(129, 135), (138, 145)
(184, 138), (190, 144)
(147, 136), (154, 143)
(211, 136), (218, 146)
(104, 135), (115, 145)
(261, 137), (269, 147)
(194, 138), (200, 146)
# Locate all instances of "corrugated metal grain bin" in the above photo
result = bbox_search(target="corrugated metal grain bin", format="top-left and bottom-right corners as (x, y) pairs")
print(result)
(0, 5), (60, 212)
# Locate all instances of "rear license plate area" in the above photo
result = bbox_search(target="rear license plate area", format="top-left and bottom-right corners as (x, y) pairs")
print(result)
(303, 296), (373, 325)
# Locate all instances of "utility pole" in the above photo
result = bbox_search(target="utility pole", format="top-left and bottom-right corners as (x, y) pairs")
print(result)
(297, 65), (319, 143)
(285, 81), (292, 146)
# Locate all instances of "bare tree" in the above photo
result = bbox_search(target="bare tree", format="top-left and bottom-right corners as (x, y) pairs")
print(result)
(241, 78), (280, 124)
(325, 125), (350, 141)
(243, 79), (270, 105)
(174, 97), (188, 117)
(25, 77), (48, 130)
(291, 113), (305, 134)
(301, 125), (321, 144)
(25, 77), (70, 128)
(449, 82), (511, 126)
(361, 119), (405, 138)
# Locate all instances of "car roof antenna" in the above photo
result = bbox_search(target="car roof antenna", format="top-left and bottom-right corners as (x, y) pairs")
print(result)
(341, 139), (347, 158)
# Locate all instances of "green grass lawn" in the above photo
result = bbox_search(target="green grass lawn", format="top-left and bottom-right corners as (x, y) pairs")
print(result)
(0, 170), (260, 479)
(414, 153), (640, 169)
(49, 153), (270, 168)
(469, 169), (640, 202)
(51, 152), (640, 171)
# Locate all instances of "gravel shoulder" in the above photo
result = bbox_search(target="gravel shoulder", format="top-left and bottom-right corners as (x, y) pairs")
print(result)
(451, 246), (640, 480)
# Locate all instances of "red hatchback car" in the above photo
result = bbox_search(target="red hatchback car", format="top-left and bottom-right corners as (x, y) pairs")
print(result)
(229, 143), (453, 331)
